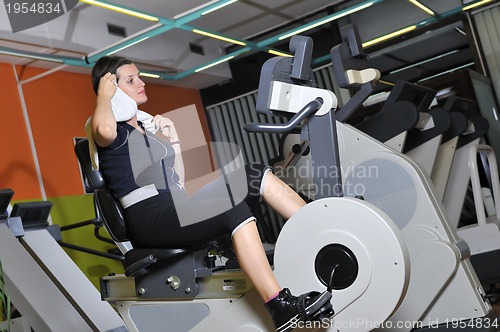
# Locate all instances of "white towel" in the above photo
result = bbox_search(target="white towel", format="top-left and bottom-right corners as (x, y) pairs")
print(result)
(84, 110), (156, 171)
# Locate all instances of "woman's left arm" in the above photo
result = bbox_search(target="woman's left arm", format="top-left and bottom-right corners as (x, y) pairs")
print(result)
(154, 115), (185, 186)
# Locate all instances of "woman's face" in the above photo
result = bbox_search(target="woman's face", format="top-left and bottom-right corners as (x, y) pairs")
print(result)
(116, 64), (148, 105)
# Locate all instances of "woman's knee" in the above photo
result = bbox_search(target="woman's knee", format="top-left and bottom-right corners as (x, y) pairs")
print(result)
(246, 163), (272, 197)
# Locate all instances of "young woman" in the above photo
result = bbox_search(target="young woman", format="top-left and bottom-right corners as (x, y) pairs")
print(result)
(90, 55), (331, 332)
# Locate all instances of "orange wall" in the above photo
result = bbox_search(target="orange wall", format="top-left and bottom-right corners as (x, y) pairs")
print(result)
(1, 63), (208, 200)
(0, 63), (42, 199)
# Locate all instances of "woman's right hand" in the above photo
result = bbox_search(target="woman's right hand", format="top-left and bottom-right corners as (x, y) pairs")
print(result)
(97, 72), (117, 100)
(92, 72), (118, 147)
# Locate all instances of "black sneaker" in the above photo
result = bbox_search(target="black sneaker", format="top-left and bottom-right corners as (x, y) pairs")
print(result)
(265, 288), (334, 332)
(265, 288), (299, 332)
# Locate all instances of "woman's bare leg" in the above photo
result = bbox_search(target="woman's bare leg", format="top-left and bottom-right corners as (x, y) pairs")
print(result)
(231, 171), (306, 302)
(232, 221), (280, 302)
(261, 172), (306, 219)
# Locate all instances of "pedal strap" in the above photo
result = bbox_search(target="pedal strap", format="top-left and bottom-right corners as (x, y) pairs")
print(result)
(297, 291), (333, 321)
(297, 292), (316, 321)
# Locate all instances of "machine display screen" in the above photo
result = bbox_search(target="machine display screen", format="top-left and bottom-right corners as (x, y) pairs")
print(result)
(10, 201), (52, 229)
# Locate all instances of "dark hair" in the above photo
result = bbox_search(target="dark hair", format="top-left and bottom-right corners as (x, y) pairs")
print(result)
(91, 56), (133, 94)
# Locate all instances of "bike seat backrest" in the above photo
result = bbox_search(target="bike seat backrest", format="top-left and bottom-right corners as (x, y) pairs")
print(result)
(74, 138), (129, 243)
(74, 138), (105, 190)
(95, 187), (129, 243)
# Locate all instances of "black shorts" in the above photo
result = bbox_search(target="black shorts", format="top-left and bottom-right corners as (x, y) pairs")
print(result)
(125, 163), (270, 248)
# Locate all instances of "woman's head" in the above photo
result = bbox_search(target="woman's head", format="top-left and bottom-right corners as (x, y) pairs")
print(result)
(91, 56), (131, 94)
(91, 56), (148, 105)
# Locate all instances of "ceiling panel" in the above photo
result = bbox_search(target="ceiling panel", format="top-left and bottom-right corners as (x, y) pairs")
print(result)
(192, 0), (341, 38)
(0, 0), (495, 90)
(105, 0), (210, 19)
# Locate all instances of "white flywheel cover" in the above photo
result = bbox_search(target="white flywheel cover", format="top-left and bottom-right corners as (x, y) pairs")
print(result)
(273, 197), (410, 331)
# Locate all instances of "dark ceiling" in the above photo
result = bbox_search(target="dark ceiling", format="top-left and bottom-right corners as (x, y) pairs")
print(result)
(200, 3), (480, 106)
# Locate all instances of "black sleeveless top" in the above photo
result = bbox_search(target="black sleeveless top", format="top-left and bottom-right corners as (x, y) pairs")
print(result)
(96, 121), (182, 199)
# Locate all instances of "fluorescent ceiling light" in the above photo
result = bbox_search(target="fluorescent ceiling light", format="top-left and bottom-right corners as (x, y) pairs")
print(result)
(192, 29), (246, 46)
(79, 0), (159, 21)
(173, 0), (219, 19)
(268, 49), (292, 57)
(195, 55), (234, 72)
(0, 49), (64, 63)
(278, 1), (375, 41)
(408, 0), (435, 16)
(140, 72), (161, 79)
(462, 0), (492, 11)
(378, 79), (395, 86)
(362, 25), (417, 47)
(418, 62), (475, 82)
(389, 49), (459, 74)
(201, 0), (238, 15)
(107, 37), (150, 55)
